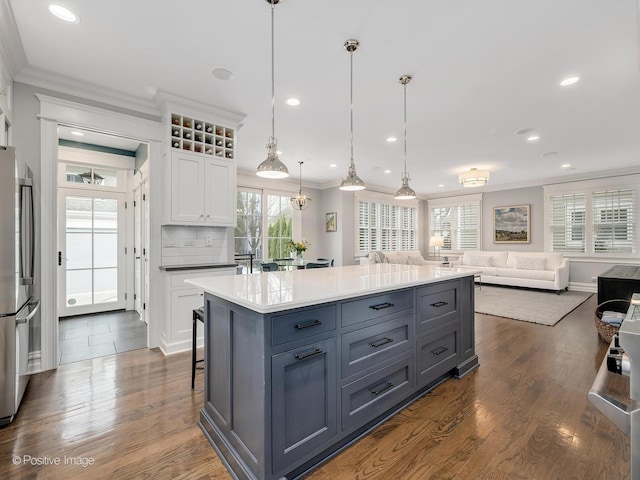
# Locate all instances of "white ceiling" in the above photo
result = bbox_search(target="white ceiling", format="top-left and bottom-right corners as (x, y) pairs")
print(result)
(7, 0), (640, 195)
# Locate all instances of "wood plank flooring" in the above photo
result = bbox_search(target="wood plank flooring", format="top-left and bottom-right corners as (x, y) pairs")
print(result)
(0, 294), (630, 479)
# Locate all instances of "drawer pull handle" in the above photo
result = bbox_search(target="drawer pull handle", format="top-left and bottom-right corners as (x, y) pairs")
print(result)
(369, 302), (395, 311)
(430, 301), (448, 308)
(294, 347), (323, 361)
(371, 381), (394, 396)
(294, 319), (322, 330)
(370, 337), (393, 348)
(432, 346), (449, 356)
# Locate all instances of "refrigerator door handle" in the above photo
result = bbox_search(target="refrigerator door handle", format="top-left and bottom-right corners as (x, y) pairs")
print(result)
(15, 301), (40, 325)
(19, 179), (34, 285)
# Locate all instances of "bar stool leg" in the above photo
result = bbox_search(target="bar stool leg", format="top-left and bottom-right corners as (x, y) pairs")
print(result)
(192, 309), (197, 389)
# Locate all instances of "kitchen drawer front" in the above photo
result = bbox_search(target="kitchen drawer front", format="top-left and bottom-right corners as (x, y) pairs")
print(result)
(416, 323), (460, 386)
(416, 281), (459, 333)
(341, 314), (413, 379)
(341, 289), (413, 328)
(271, 304), (337, 347)
(341, 355), (414, 431)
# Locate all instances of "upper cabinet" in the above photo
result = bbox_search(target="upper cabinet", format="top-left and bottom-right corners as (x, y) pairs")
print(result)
(170, 151), (236, 225)
(156, 93), (245, 227)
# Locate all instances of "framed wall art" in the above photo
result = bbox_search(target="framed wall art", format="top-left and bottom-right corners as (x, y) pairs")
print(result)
(493, 204), (530, 243)
(325, 212), (337, 232)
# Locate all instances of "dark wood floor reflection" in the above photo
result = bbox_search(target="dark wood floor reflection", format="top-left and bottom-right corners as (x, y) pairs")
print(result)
(0, 294), (630, 479)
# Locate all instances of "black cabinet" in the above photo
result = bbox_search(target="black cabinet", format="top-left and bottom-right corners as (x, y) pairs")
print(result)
(597, 265), (640, 304)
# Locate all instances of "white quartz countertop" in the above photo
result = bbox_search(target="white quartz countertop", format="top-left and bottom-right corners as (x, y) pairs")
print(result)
(185, 264), (479, 314)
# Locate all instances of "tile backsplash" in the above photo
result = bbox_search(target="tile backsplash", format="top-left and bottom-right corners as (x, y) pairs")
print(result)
(161, 225), (229, 266)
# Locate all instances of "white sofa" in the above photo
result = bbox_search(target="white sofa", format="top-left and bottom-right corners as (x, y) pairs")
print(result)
(458, 251), (570, 292)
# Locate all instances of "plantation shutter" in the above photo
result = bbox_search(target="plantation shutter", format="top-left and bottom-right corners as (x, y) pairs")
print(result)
(357, 196), (419, 255)
(431, 207), (452, 250)
(592, 189), (635, 254)
(358, 201), (370, 253)
(549, 193), (586, 253)
(454, 203), (479, 250)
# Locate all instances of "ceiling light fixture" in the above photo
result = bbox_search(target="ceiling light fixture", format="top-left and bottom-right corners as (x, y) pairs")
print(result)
(459, 168), (489, 187)
(339, 39), (365, 191)
(560, 76), (580, 86)
(48, 4), (79, 22)
(285, 98), (300, 106)
(256, 0), (289, 179)
(395, 75), (417, 200)
(527, 135), (540, 142)
(290, 161), (311, 210)
(211, 67), (235, 81)
(386, 137), (397, 143)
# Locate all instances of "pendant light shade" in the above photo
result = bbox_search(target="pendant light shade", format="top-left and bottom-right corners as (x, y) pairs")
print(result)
(256, 0), (289, 179)
(395, 75), (416, 200)
(290, 161), (312, 210)
(339, 39), (365, 192)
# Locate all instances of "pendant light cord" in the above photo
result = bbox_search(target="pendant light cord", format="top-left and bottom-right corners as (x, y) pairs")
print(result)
(270, 2), (276, 142)
(349, 49), (354, 166)
(403, 81), (407, 176)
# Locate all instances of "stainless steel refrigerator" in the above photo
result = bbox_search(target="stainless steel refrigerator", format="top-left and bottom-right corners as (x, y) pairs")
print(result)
(0, 146), (40, 426)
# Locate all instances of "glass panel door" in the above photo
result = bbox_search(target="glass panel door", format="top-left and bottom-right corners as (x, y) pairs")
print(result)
(58, 189), (125, 316)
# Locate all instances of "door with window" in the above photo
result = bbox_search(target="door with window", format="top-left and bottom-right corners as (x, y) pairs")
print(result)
(57, 189), (126, 316)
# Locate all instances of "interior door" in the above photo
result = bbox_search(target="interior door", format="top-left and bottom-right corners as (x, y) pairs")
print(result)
(57, 189), (126, 317)
(134, 186), (143, 319)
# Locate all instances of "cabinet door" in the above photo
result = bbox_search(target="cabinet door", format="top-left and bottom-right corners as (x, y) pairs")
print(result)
(170, 287), (204, 344)
(171, 152), (204, 223)
(204, 157), (236, 226)
(271, 338), (337, 474)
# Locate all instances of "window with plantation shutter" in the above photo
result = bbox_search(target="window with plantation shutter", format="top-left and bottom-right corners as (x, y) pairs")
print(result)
(356, 197), (418, 255)
(428, 196), (480, 252)
(546, 183), (637, 256)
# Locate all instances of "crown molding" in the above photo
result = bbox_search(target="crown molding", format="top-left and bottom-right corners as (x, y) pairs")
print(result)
(0, 0), (27, 78)
(15, 65), (161, 118)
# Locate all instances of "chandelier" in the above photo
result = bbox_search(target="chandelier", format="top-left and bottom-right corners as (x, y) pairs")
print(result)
(290, 161), (311, 210)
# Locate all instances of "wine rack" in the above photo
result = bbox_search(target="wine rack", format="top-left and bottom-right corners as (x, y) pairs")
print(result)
(170, 113), (234, 159)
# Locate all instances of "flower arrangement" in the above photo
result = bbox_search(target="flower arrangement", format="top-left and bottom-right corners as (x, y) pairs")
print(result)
(288, 239), (310, 255)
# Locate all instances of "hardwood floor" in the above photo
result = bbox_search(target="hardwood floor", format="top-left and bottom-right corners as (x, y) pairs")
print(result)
(0, 294), (630, 479)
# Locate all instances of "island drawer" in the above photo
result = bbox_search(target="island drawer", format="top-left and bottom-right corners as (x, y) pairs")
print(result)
(416, 323), (460, 386)
(341, 314), (413, 379)
(341, 355), (414, 431)
(341, 289), (413, 328)
(271, 305), (337, 346)
(416, 281), (459, 333)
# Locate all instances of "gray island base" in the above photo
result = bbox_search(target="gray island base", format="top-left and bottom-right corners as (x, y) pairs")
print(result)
(187, 264), (479, 480)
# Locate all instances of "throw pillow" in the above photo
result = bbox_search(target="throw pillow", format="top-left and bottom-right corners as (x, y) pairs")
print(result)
(515, 256), (546, 270)
(466, 255), (493, 267)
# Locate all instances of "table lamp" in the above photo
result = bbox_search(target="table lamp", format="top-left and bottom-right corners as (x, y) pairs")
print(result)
(430, 236), (444, 258)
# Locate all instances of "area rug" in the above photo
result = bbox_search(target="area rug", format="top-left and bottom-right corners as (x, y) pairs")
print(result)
(474, 286), (592, 326)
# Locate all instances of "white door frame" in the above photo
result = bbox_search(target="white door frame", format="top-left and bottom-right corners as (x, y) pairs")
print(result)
(38, 94), (163, 371)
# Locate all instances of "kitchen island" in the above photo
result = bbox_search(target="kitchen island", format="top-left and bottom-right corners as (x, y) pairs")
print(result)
(186, 263), (479, 480)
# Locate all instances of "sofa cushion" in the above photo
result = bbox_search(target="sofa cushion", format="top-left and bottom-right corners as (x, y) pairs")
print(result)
(466, 255), (493, 267)
(514, 256), (546, 271)
(496, 267), (555, 281)
(462, 251), (508, 267)
(385, 252), (408, 264)
(407, 255), (429, 266)
(506, 251), (564, 271)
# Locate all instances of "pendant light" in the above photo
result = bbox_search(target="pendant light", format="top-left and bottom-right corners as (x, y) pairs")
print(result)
(290, 161), (311, 210)
(395, 75), (417, 200)
(256, 0), (289, 179)
(339, 39), (365, 191)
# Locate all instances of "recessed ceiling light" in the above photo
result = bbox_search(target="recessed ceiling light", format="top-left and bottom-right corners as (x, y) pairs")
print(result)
(70, 131), (84, 136)
(386, 137), (397, 143)
(560, 76), (580, 86)
(211, 67), (234, 81)
(48, 5), (79, 23)
(438, 184), (444, 188)
(285, 98), (300, 106)
(527, 135), (540, 142)
(329, 163), (337, 168)
(384, 169), (392, 174)
(561, 163), (572, 169)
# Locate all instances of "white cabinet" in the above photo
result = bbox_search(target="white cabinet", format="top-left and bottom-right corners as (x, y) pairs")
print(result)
(162, 268), (235, 355)
(170, 151), (236, 226)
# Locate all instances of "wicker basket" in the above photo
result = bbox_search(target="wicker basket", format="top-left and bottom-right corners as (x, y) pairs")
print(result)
(594, 299), (629, 343)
